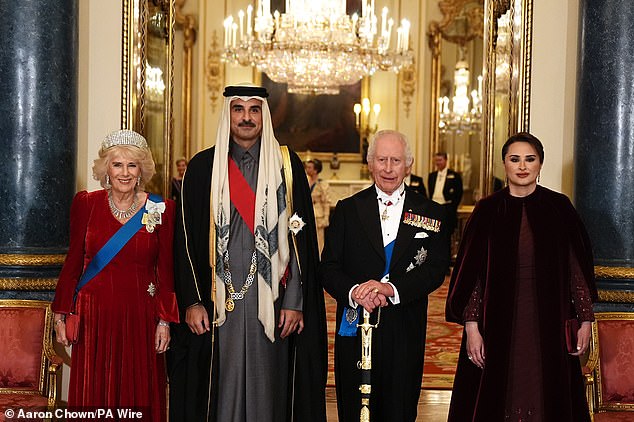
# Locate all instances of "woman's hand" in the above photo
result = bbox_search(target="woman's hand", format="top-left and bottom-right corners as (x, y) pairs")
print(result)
(465, 321), (485, 368)
(155, 321), (170, 353)
(570, 321), (592, 356)
(53, 312), (69, 347)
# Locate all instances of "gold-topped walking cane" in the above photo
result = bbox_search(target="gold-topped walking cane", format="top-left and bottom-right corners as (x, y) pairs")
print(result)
(357, 307), (381, 422)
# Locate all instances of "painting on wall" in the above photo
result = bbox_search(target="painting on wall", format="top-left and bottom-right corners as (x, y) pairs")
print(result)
(261, 0), (363, 158)
(263, 74), (362, 155)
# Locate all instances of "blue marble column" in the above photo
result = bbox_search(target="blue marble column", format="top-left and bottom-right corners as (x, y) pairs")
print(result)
(575, 0), (634, 310)
(0, 0), (78, 299)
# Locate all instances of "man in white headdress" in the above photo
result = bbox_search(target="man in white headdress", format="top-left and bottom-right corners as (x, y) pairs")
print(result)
(168, 85), (327, 422)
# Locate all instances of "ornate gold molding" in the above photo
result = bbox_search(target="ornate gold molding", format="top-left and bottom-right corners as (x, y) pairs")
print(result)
(0, 278), (58, 290)
(0, 254), (66, 266)
(597, 289), (634, 303)
(175, 0), (197, 159)
(206, 30), (223, 114)
(594, 265), (634, 279)
(400, 63), (416, 119)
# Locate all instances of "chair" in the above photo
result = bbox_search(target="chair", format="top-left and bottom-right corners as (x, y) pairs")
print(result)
(0, 300), (62, 420)
(584, 312), (634, 421)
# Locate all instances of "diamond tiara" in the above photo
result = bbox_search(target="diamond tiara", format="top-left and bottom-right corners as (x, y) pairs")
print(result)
(101, 129), (148, 150)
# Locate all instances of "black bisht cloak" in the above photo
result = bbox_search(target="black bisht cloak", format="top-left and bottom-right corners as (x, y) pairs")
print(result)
(168, 146), (327, 422)
(446, 185), (597, 421)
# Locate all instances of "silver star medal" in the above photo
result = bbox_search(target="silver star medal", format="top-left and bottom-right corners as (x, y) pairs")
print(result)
(147, 282), (156, 297)
(288, 213), (306, 235)
(414, 246), (428, 265)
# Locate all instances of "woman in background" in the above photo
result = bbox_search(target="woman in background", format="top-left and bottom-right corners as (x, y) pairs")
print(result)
(446, 132), (596, 421)
(305, 158), (330, 253)
(52, 130), (179, 422)
(170, 157), (188, 201)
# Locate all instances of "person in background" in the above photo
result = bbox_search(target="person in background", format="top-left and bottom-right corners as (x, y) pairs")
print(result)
(305, 158), (330, 253)
(428, 152), (463, 235)
(168, 84), (327, 422)
(52, 129), (178, 422)
(407, 172), (428, 197)
(320, 130), (450, 422)
(446, 132), (596, 421)
(170, 157), (188, 201)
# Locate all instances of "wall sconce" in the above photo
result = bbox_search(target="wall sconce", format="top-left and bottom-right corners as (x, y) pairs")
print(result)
(354, 97), (380, 179)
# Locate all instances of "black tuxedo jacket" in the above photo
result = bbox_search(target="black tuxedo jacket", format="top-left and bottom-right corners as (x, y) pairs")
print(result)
(408, 173), (427, 197)
(428, 169), (463, 211)
(319, 185), (450, 422)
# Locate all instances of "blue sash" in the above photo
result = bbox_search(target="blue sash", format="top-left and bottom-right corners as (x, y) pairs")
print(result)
(74, 193), (162, 295)
(338, 239), (396, 336)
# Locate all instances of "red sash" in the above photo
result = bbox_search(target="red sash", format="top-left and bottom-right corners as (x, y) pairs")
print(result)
(228, 156), (256, 234)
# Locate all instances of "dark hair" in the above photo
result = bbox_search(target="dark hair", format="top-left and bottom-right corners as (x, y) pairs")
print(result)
(502, 132), (544, 163)
(434, 152), (448, 159)
(306, 159), (323, 173)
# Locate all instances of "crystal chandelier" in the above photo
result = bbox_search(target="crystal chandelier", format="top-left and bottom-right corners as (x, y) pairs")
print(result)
(222, 0), (414, 95)
(438, 59), (482, 134)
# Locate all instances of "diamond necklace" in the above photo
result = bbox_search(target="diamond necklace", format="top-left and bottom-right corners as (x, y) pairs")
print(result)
(108, 190), (139, 220)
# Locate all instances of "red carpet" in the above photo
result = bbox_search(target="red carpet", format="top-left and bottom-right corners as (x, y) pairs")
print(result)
(325, 277), (462, 389)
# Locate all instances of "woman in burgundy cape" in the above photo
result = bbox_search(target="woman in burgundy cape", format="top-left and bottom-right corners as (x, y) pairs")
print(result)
(446, 133), (597, 421)
(52, 130), (179, 422)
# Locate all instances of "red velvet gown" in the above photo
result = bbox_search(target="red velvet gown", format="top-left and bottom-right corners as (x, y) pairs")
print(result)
(52, 190), (179, 422)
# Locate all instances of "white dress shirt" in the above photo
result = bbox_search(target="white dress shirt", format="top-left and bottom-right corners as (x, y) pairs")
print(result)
(348, 184), (404, 308)
(432, 167), (448, 204)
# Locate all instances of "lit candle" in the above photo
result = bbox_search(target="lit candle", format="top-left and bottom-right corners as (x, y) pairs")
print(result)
(247, 5), (253, 36)
(396, 27), (402, 52)
(443, 96), (450, 114)
(353, 103), (362, 127)
(401, 19), (410, 51)
(362, 97), (371, 118)
(362, 0), (367, 18)
(352, 13), (358, 36)
(381, 7), (388, 37)
(477, 75), (483, 98)
(264, 0), (270, 16)
(386, 18), (393, 47)
(238, 10), (244, 42)
(224, 17), (233, 48)
(231, 22), (238, 48)
(373, 103), (381, 124)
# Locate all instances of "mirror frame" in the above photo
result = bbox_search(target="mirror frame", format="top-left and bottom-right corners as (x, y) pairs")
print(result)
(428, 0), (484, 170)
(428, 0), (532, 199)
(481, 0), (532, 196)
(121, 0), (175, 196)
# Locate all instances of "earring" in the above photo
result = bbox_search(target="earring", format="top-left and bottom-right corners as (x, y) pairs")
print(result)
(137, 176), (141, 186)
(105, 175), (111, 189)
(537, 173), (540, 183)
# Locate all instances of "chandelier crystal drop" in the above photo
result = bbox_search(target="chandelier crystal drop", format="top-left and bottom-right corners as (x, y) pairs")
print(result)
(222, 0), (414, 95)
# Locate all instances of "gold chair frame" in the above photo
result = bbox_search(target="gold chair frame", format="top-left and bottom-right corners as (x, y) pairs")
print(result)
(0, 300), (62, 411)
(584, 312), (634, 420)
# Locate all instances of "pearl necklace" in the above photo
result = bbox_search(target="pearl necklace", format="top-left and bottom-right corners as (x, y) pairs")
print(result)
(108, 190), (139, 220)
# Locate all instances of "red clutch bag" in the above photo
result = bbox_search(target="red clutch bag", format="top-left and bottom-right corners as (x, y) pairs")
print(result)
(65, 313), (80, 345)
(565, 318), (579, 353)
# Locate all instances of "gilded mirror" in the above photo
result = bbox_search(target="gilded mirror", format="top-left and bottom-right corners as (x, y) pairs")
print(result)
(428, 0), (484, 205)
(122, 0), (175, 196)
(429, 0), (532, 202)
(481, 0), (532, 196)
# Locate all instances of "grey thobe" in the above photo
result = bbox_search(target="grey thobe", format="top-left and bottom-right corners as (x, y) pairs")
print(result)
(216, 140), (302, 422)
